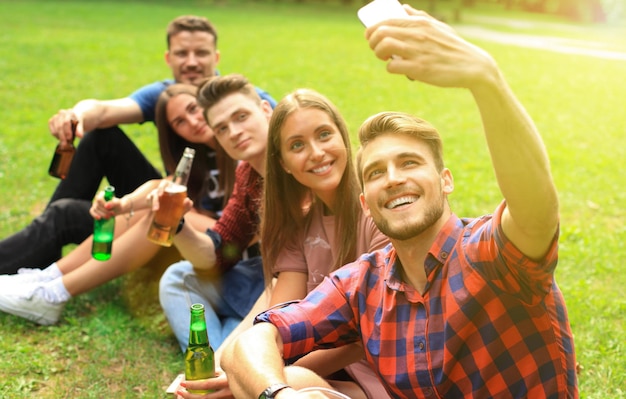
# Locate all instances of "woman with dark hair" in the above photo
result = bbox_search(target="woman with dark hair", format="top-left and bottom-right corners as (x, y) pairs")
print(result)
(0, 84), (234, 326)
(155, 84), (236, 216)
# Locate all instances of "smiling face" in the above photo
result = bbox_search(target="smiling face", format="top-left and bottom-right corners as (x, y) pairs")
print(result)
(359, 133), (453, 241)
(165, 93), (214, 146)
(278, 108), (348, 207)
(206, 92), (272, 167)
(166, 31), (220, 85)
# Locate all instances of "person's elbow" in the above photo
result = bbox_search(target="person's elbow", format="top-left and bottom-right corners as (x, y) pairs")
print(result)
(184, 251), (218, 277)
(222, 323), (282, 374)
(220, 333), (238, 374)
(221, 326), (255, 374)
(173, 228), (217, 272)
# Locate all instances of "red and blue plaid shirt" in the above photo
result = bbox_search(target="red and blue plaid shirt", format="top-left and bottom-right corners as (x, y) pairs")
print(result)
(257, 202), (578, 398)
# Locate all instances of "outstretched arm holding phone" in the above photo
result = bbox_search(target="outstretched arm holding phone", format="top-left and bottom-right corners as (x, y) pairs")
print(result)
(221, 4), (574, 399)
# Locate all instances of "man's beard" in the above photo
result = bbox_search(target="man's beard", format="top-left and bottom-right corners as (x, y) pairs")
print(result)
(374, 194), (445, 241)
(181, 66), (203, 83)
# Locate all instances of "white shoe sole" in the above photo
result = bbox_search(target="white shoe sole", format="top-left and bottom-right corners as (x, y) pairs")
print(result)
(0, 293), (63, 326)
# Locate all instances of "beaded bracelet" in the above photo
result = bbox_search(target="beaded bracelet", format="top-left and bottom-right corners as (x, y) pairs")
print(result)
(124, 196), (134, 225)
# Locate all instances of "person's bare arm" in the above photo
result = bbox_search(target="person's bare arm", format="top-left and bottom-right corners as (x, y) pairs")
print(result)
(172, 215), (218, 275)
(470, 72), (558, 259)
(222, 323), (295, 398)
(293, 344), (365, 378)
(90, 179), (161, 220)
(366, 6), (558, 259)
(49, 97), (143, 144)
(269, 272), (308, 307)
(214, 271), (304, 368)
(214, 287), (272, 367)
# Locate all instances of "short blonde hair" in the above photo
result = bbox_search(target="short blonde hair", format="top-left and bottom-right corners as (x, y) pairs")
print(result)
(356, 111), (443, 188)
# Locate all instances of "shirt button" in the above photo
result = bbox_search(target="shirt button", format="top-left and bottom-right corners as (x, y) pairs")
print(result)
(423, 387), (434, 397)
(418, 341), (425, 351)
(441, 251), (448, 259)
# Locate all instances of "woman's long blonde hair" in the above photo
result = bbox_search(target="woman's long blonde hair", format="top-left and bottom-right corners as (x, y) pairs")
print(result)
(260, 89), (361, 288)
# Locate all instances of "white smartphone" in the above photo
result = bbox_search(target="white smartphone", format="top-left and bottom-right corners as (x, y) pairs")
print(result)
(357, 0), (409, 28)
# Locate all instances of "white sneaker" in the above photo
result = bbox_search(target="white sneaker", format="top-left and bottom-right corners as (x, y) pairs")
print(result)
(0, 268), (53, 284)
(17, 267), (42, 274)
(0, 288), (64, 326)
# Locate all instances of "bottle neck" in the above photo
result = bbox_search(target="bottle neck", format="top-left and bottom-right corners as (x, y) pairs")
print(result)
(172, 171), (190, 186)
(173, 149), (195, 187)
(103, 186), (115, 202)
(188, 316), (209, 346)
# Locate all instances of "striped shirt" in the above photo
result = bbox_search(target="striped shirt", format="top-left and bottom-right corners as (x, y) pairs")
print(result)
(257, 202), (578, 398)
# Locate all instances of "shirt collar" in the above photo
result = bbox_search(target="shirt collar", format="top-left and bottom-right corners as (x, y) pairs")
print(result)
(427, 214), (464, 269)
(385, 214), (465, 292)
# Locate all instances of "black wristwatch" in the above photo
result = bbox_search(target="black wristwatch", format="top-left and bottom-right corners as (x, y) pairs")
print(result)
(175, 217), (185, 235)
(258, 383), (290, 399)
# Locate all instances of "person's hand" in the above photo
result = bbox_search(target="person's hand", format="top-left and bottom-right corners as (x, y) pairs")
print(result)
(48, 108), (84, 144)
(146, 179), (194, 215)
(90, 189), (121, 220)
(175, 370), (234, 399)
(364, 5), (497, 90)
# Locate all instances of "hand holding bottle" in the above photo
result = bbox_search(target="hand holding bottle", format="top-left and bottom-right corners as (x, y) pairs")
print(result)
(90, 190), (123, 220)
(147, 147), (195, 246)
(184, 303), (216, 394)
(91, 178), (163, 221)
(147, 181), (195, 218)
(48, 108), (86, 144)
(48, 119), (77, 179)
(92, 186), (116, 261)
(175, 369), (230, 399)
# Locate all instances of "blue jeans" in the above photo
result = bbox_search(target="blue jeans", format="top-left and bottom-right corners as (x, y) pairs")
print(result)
(159, 256), (265, 352)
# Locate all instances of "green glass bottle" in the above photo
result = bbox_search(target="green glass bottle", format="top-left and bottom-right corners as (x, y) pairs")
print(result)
(91, 185), (115, 261)
(184, 303), (215, 393)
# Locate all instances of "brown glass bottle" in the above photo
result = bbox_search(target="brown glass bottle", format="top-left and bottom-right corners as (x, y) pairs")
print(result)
(48, 120), (77, 179)
(146, 147), (195, 246)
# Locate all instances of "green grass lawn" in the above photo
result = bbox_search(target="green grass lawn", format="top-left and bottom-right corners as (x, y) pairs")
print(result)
(0, 0), (624, 397)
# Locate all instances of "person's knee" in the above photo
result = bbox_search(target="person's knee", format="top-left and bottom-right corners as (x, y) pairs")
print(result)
(159, 261), (194, 298)
(38, 198), (92, 228)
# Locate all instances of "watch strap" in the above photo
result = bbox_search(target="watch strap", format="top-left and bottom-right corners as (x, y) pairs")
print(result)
(175, 217), (185, 234)
(259, 383), (290, 399)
